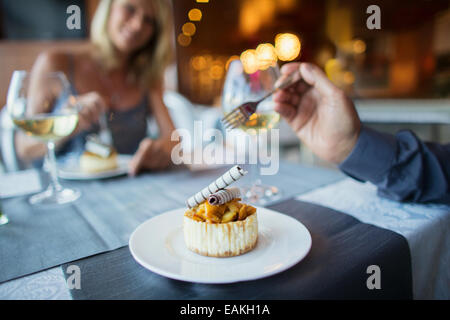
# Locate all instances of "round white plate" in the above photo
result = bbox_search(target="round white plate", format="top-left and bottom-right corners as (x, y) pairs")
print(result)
(58, 154), (133, 180)
(129, 207), (312, 284)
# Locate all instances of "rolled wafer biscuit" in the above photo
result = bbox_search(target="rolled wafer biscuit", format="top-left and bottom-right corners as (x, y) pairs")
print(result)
(186, 165), (247, 208)
(208, 188), (241, 205)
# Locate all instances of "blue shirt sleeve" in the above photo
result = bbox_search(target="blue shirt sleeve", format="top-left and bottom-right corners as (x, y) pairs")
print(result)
(339, 126), (450, 204)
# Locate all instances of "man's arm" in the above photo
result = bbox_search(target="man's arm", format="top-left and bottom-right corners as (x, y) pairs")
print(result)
(273, 62), (450, 204)
(339, 126), (450, 203)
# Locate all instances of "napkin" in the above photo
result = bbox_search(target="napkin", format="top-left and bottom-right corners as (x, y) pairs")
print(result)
(0, 169), (43, 198)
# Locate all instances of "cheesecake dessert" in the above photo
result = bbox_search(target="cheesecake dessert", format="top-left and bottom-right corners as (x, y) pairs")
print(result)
(79, 135), (118, 173)
(79, 150), (118, 173)
(183, 198), (258, 257)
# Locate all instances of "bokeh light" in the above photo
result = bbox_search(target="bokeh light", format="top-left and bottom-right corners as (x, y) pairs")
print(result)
(343, 71), (355, 84)
(256, 43), (277, 70)
(324, 58), (343, 82)
(191, 56), (207, 71)
(177, 34), (191, 47)
(352, 39), (366, 54)
(182, 22), (196, 36)
(188, 8), (202, 21)
(209, 61), (224, 80)
(239, 1), (260, 37)
(275, 33), (301, 61)
(240, 49), (259, 74)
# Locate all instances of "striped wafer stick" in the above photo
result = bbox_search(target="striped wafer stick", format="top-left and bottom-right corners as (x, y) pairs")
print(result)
(186, 165), (247, 208)
(208, 188), (241, 206)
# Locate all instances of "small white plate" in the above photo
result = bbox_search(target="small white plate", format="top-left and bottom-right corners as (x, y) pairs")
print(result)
(58, 154), (133, 180)
(129, 207), (312, 284)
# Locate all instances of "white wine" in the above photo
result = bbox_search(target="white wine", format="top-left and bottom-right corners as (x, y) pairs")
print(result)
(239, 112), (280, 134)
(13, 113), (79, 141)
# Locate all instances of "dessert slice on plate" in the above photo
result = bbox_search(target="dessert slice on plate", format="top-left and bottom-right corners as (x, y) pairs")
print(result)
(183, 166), (258, 257)
(184, 195), (257, 257)
(79, 135), (118, 173)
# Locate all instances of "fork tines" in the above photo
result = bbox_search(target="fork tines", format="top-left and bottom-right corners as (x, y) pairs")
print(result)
(222, 101), (258, 130)
(222, 107), (248, 130)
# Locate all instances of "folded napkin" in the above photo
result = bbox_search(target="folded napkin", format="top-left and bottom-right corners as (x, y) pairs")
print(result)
(0, 169), (42, 199)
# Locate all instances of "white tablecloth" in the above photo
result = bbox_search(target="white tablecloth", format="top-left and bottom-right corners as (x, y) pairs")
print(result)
(297, 178), (450, 300)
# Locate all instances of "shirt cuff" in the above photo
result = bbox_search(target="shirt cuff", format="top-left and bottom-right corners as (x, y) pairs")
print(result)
(338, 126), (397, 184)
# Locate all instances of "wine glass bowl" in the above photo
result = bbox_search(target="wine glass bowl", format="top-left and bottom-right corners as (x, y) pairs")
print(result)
(221, 60), (281, 205)
(222, 60), (281, 133)
(7, 71), (81, 206)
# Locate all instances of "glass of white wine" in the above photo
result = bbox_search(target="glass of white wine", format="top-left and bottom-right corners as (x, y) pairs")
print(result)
(222, 60), (281, 205)
(7, 71), (81, 205)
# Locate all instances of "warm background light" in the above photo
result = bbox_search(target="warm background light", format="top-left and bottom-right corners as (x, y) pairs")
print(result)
(325, 58), (343, 83)
(188, 8), (202, 21)
(191, 56), (207, 71)
(343, 71), (355, 84)
(196, 0), (209, 3)
(324, 59), (355, 88)
(240, 49), (259, 74)
(239, 1), (261, 37)
(277, 0), (296, 12)
(256, 43), (277, 70)
(352, 39), (366, 54)
(182, 22), (196, 36)
(239, 0), (276, 37)
(170, 0), (446, 105)
(275, 33), (301, 61)
(177, 34), (191, 47)
(209, 61), (225, 80)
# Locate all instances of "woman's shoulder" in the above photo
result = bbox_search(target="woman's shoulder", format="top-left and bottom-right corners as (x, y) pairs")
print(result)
(33, 49), (94, 74)
(33, 50), (70, 72)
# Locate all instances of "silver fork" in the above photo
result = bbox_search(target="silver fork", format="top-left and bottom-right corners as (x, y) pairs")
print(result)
(221, 71), (306, 130)
(98, 112), (112, 145)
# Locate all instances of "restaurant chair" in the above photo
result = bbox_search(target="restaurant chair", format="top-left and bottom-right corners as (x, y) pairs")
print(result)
(163, 90), (196, 135)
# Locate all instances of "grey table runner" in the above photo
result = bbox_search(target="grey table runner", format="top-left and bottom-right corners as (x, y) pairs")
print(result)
(0, 162), (344, 283)
(63, 199), (413, 299)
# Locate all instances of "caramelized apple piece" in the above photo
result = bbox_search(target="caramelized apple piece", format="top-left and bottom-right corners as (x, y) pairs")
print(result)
(205, 202), (225, 223)
(226, 202), (239, 215)
(195, 203), (207, 220)
(246, 205), (256, 216)
(239, 204), (248, 220)
(191, 214), (205, 222)
(221, 210), (238, 223)
(184, 209), (195, 218)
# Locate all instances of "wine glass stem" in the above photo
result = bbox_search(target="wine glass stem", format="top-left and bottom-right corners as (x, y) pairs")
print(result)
(47, 141), (63, 192)
(249, 134), (261, 186)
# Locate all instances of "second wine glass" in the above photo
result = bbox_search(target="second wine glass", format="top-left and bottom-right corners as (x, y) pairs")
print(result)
(222, 60), (281, 205)
(7, 71), (81, 206)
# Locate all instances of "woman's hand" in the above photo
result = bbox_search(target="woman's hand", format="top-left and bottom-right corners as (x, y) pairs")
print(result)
(273, 62), (361, 164)
(75, 92), (107, 132)
(128, 137), (176, 176)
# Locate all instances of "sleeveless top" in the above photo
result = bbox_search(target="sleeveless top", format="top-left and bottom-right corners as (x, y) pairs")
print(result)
(57, 55), (150, 158)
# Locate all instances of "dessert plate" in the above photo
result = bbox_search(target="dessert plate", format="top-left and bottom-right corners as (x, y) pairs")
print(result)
(129, 207), (312, 284)
(58, 154), (133, 180)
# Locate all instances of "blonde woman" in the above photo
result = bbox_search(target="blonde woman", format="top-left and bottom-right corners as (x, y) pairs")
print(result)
(16, 0), (176, 175)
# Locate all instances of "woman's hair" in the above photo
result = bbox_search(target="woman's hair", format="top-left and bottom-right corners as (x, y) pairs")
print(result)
(90, 0), (174, 89)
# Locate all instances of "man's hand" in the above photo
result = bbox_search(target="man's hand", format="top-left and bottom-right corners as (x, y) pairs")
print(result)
(273, 62), (361, 164)
(128, 138), (176, 176)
